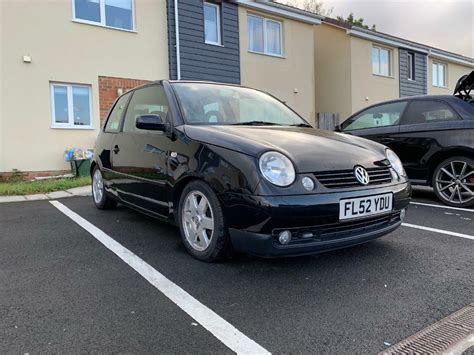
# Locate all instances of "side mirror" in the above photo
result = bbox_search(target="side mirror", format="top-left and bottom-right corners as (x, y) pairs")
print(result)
(334, 124), (342, 132)
(136, 114), (167, 131)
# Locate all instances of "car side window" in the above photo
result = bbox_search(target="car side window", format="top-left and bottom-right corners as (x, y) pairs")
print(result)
(343, 101), (407, 131)
(401, 100), (460, 125)
(123, 85), (170, 133)
(104, 92), (132, 133)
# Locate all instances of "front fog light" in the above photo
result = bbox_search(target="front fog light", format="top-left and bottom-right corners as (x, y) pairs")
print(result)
(278, 230), (292, 245)
(400, 209), (406, 221)
(302, 177), (315, 191)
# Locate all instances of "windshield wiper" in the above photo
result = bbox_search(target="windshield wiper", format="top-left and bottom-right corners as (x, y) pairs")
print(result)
(231, 121), (282, 126)
(289, 123), (312, 128)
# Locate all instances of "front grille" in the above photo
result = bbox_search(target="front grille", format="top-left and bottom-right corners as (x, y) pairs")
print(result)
(273, 212), (401, 246)
(314, 166), (392, 188)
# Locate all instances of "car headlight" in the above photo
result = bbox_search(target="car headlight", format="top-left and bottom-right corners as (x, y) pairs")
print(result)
(386, 149), (405, 177)
(259, 151), (296, 187)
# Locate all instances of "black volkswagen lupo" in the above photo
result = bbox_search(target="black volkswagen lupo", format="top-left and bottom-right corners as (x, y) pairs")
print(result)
(91, 81), (411, 261)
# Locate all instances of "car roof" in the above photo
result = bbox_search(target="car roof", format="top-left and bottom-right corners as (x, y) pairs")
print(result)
(354, 95), (474, 119)
(406, 95), (473, 118)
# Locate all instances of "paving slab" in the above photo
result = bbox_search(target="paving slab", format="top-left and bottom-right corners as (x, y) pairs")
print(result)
(0, 195), (27, 203)
(24, 193), (49, 201)
(45, 190), (72, 199)
(66, 186), (91, 196)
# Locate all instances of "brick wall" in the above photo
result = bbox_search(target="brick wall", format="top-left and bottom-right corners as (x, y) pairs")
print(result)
(98, 76), (150, 125)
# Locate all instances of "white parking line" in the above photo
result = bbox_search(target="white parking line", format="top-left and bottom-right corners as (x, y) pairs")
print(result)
(50, 200), (270, 355)
(402, 223), (474, 241)
(410, 201), (474, 213)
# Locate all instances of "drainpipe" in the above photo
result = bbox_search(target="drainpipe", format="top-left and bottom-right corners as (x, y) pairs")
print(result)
(426, 48), (431, 94)
(174, 0), (181, 80)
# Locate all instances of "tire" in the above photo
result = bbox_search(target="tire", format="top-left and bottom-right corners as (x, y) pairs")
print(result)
(432, 156), (474, 208)
(91, 166), (117, 210)
(178, 180), (231, 262)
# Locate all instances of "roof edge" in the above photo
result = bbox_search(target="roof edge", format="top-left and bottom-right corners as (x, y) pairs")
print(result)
(348, 27), (429, 54)
(235, 0), (323, 25)
(429, 49), (474, 67)
(346, 26), (473, 67)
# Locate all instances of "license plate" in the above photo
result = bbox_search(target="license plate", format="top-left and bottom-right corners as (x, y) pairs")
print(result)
(339, 193), (393, 220)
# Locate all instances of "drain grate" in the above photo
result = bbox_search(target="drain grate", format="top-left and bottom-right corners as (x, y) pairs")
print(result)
(380, 304), (474, 354)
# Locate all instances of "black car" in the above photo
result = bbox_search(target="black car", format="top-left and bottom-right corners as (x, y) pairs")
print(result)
(91, 81), (411, 261)
(339, 71), (474, 208)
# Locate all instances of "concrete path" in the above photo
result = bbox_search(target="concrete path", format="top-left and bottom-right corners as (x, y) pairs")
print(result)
(0, 185), (91, 203)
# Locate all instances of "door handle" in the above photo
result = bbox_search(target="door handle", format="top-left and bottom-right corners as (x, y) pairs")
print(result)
(113, 145), (120, 154)
(379, 138), (395, 143)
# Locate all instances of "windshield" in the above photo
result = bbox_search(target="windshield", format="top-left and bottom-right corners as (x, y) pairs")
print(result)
(172, 83), (309, 126)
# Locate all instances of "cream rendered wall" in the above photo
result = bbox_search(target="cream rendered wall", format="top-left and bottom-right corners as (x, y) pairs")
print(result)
(239, 7), (316, 124)
(349, 37), (399, 118)
(0, 1), (4, 173)
(427, 58), (473, 95)
(314, 23), (352, 120)
(0, 0), (168, 173)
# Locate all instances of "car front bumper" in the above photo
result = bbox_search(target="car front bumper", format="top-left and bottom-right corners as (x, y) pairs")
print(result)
(220, 182), (411, 257)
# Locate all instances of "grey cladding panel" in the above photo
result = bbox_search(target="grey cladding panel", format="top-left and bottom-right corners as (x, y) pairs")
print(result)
(399, 48), (427, 97)
(167, 0), (240, 84)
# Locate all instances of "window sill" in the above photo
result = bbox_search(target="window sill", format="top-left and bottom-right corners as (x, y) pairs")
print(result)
(248, 50), (285, 59)
(372, 73), (395, 79)
(205, 41), (224, 47)
(407, 78), (415, 81)
(72, 19), (137, 33)
(432, 85), (448, 89)
(51, 125), (95, 130)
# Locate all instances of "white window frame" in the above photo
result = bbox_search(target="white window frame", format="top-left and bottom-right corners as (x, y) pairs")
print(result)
(50, 83), (93, 130)
(432, 62), (447, 88)
(247, 14), (283, 57)
(372, 45), (392, 77)
(203, 1), (222, 46)
(407, 52), (414, 80)
(71, 0), (136, 32)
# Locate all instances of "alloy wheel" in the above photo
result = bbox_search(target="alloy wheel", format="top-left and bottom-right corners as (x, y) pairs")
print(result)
(92, 169), (104, 204)
(435, 160), (474, 205)
(182, 191), (214, 251)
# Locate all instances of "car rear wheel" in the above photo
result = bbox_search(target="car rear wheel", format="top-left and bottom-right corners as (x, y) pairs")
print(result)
(433, 156), (474, 207)
(92, 167), (117, 210)
(178, 181), (231, 262)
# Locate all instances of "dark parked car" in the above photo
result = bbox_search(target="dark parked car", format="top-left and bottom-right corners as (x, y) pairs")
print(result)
(339, 71), (474, 207)
(91, 81), (411, 261)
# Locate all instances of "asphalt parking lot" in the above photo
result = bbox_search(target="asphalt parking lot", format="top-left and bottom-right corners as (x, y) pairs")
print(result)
(1, 187), (473, 353)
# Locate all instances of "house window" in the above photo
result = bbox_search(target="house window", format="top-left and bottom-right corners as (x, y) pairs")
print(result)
(51, 83), (92, 129)
(247, 14), (283, 57)
(407, 52), (415, 80)
(73, 0), (134, 31)
(432, 62), (447, 87)
(372, 46), (392, 77)
(204, 2), (221, 45)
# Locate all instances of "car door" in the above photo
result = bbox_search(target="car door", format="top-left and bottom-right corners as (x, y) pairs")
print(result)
(341, 101), (408, 151)
(100, 91), (133, 186)
(111, 84), (172, 217)
(397, 99), (464, 181)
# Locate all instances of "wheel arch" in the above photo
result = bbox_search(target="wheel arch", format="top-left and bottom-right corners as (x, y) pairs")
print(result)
(90, 160), (97, 177)
(427, 147), (474, 186)
(171, 171), (233, 220)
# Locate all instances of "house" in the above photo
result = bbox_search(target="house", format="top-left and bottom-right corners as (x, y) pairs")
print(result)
(314, 18), (474, 120)
(0, 0), (472, 177)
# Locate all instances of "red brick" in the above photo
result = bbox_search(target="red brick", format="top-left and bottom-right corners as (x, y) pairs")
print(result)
(98, 76), (150, 125)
